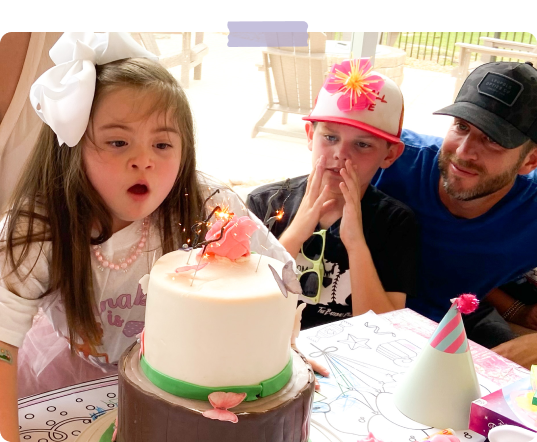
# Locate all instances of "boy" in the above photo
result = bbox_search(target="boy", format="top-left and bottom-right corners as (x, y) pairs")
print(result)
(248, 58), (418, 329)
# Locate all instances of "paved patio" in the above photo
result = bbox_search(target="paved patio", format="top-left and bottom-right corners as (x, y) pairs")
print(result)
(159, 33), (457, 199)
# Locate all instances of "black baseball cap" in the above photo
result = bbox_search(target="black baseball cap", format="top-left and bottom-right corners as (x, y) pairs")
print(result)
(434, 61), (537, 148)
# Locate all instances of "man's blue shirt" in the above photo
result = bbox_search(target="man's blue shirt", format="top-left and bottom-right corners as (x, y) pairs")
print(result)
(372, 129), (537, 322)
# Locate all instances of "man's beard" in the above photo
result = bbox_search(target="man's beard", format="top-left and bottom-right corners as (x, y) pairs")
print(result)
(438, 151), (521, 201)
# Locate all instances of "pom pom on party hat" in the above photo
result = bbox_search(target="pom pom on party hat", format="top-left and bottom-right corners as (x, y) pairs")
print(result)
(394, 294), (481, 430)
(428, 294), (479, 355)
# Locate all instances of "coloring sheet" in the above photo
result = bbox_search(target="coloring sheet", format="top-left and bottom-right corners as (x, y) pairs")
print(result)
(17, 375), (118, 441)
(296, 311), (496, 442)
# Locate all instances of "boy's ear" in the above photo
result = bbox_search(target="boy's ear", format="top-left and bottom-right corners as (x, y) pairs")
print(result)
(517, 145), (537, 175)
(380, 141), (405, 169)
(305, 122), (314, 152)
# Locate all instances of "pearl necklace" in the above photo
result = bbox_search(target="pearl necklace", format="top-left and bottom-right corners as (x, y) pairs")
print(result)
(92, 218), (150, 272)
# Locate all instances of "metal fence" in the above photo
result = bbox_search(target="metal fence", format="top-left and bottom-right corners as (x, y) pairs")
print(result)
(379, 32), (536, 66)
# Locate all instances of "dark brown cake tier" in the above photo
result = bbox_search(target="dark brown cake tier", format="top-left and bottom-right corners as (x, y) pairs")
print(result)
(116, 343), (315, 442)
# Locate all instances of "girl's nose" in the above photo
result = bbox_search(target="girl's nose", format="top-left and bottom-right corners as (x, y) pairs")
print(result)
(129, 145), (154, 170)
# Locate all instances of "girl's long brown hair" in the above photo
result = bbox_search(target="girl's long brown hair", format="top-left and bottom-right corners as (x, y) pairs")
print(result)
(0, 58), (205, 350)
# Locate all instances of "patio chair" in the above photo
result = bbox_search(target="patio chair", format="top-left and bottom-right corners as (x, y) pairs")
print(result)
(452, 36), (536, 99)
(130, 33), (208, 88)
(252, 32), (329, 139)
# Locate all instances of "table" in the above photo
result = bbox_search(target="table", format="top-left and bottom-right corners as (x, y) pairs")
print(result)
(17, 309), (528, 441)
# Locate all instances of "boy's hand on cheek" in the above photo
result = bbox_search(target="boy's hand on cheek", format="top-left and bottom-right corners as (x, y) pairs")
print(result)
(339, 160), (365, 252)
(289, 155), (336, 243)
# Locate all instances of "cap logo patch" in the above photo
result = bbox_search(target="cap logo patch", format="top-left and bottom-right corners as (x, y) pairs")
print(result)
(477, 72), (523, 106)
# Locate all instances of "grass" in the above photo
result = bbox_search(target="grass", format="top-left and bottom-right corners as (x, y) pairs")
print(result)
(385, 32), (536, 66)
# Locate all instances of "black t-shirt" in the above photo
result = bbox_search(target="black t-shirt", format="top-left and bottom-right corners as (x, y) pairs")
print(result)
(247, 175), (419, 329)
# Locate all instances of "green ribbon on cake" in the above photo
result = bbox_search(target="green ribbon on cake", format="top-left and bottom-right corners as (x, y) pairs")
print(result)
(140, 355), (293, 402)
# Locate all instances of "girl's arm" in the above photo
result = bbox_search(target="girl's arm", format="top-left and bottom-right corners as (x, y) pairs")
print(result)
(0, 341), (19, 441)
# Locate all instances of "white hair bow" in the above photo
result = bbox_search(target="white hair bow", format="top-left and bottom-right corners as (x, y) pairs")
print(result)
(29, 32), (159, 147)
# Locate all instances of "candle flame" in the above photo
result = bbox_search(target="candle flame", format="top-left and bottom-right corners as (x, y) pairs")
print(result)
(215, 206), (234, 221)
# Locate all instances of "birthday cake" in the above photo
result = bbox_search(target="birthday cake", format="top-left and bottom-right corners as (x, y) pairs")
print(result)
(97, 215), (315, 442)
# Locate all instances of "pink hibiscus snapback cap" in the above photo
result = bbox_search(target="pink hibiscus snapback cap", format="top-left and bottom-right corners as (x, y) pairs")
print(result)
(304, 58), (404, 144)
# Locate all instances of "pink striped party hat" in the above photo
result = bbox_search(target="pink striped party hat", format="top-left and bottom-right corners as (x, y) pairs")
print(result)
(428, 294), (479, 354)
(394, 294), (481, 430)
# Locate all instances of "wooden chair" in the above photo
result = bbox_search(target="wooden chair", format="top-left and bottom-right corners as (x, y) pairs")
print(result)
(252, 33), (329, 139)
(480, 37), (537, 56)
(452, 36), (537, 100)
(130, 33), (208, 88)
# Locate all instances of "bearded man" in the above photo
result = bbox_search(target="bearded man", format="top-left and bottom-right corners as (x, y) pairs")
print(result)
(372, 61), (537, 365)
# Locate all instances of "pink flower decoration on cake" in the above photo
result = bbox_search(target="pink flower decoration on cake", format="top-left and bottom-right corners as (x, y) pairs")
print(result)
(324, 58), (384, 112)
(204, 215), (258, 261)
(202, 392), (247, 423)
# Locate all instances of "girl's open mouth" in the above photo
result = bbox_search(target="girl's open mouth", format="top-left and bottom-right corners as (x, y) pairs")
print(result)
(128, 184), (149, 195)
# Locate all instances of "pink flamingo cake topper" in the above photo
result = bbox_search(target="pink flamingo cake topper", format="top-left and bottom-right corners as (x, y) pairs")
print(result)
(202, 391), (247, 423)
(179, 189), (238, 284)
(204, 215), (258, 261)
(174, 213), (258, 277)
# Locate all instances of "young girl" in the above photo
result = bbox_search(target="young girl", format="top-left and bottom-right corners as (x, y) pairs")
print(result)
(0, 32), (290, 440)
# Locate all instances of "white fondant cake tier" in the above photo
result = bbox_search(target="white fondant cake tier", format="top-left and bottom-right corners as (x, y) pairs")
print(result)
(142, 250), (298, 388)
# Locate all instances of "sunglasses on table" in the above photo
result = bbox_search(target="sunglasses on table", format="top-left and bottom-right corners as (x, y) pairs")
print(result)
(299, 229), (326, 305)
